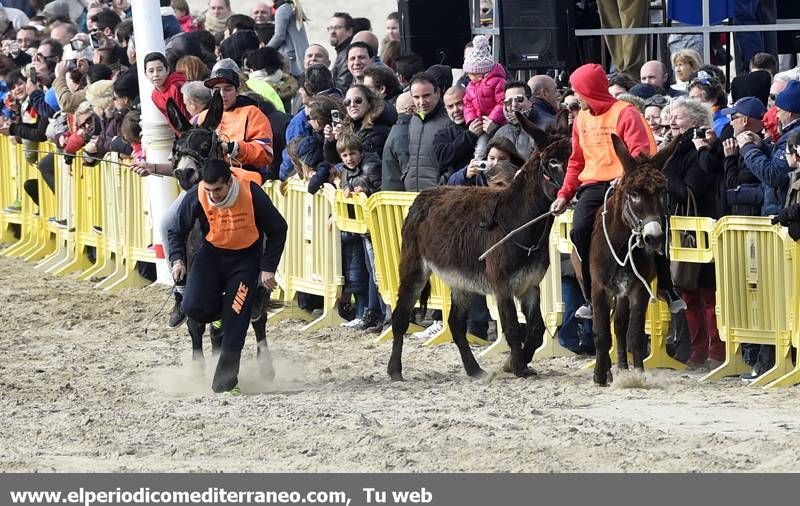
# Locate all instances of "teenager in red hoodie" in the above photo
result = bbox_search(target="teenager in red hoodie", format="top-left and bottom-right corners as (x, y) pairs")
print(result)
(144, 52), (190, 126)
(550, 63), (685, 319)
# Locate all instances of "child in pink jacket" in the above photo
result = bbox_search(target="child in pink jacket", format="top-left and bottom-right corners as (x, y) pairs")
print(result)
(462, 35), (507, 160)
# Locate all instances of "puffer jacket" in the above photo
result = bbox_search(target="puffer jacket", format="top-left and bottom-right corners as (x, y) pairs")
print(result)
(381, 113), (411, 191)
(741, 118), (800, 216)
(462, 63), (506, 127)
(494, 121), (533, 160)
(404, 100), (451, 191)
(337, 151), (382, 196)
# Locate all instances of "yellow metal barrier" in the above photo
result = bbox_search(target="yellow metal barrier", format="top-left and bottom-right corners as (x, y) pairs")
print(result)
(668, 216), (716, 263)
(333, 190), (369, 234)
(768, 238), (800, 388)
(96, 157), (156, 290)
(363, 191), (488, 347)
(79, 154), (121, 282)
(479, 218), (573, 361)
(703, 216), (795, 387)
(0, 136), (22, 245)
(267, 179), (344, 330)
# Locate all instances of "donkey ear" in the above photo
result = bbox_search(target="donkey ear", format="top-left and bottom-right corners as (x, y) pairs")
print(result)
(650, 131), (684, 169)
(611, 134), (637, 174)
(517, 111), (547, 150)
(166, 97), (192, 133)
(201, 91), (224, 131)
(555, 109), (570, 136)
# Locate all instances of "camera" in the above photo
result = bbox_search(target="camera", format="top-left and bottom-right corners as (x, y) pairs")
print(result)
(331, 109), (342, 125)
(691, 127), (707, 139)
(476, 161), (488, 170)
(28, 67), (37, 84)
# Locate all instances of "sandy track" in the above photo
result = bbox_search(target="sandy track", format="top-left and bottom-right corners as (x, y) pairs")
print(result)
(1, 255), (799, 472)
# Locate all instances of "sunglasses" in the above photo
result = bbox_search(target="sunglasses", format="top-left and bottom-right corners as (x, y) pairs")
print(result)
(344, 96), (364, 107)
(787, 144), (799, 156)
(561, 101), (580, 111)
(503, 95), (525, 106)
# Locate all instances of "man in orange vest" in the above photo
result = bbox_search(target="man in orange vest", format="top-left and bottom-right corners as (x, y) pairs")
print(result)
(550, 63), (685, 320)
(168, 159), (287, 393)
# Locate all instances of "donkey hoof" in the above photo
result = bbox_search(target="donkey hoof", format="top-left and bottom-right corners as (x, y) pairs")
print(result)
(388, 368), (404, 382)
(514, 366), (538, 378)
(192, 350), (204, 362)
(467, 367), (487, 379)
(257, 354), (275, 382)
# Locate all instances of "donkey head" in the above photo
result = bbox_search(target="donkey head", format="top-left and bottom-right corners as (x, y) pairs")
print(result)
(515, 109), (571, 202)
(167, 92), (225, 189)
(612, 133), (680, 254)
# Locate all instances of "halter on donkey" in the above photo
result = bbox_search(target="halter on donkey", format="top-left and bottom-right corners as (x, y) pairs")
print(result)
(588, 133), (682, 386)
(165, 94), (274, 380)
(387, 111), (571, 381)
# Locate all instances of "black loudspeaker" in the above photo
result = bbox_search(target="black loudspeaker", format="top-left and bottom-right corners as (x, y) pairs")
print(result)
(777, 2), (800, 54)
(500, 0), (575, 70)
(398, 0), (472, 68)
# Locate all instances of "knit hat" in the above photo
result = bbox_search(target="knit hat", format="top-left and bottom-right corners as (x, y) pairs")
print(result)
(463, 35), (494, 74)
(775, 80), (800, 114)
(85, 80), (114, 111)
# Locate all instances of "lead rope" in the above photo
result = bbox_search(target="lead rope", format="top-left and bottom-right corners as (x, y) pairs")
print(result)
(600, 185), (657, 303)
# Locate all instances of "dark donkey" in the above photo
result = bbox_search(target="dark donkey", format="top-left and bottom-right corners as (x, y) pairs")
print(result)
(388, 111), (572, 381)
(588, 134), (681, 386)
(165, 94), (274, 380)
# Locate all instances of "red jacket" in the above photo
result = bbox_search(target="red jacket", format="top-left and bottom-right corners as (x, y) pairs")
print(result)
(151, 71), (190, 127)
(463, 63), (507, 126)
(558, 64), (656, 201)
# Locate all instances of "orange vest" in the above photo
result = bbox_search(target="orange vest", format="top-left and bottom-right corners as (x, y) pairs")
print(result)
(198, 173), (260, 251)
(231, 166), (263, 186)
(576, 101), (656, 184)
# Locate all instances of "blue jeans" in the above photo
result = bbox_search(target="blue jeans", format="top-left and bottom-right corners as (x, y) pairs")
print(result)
(362, 235), (385, 319)
(560, 276), (593, 352)
(342, 233), (368, 318)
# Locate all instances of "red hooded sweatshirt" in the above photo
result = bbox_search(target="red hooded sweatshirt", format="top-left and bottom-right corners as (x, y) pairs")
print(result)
(558, 64), (656, 201)
(151, 71), (190, 127)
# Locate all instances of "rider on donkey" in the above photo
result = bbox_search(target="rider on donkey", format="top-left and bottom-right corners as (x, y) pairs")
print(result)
(549, 63), (686, 322)
(168, 158), (287, 393)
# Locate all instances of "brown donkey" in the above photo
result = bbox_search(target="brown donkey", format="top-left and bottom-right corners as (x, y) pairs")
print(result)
(388, 111), (572, 381)
(589, 134), (681, 386)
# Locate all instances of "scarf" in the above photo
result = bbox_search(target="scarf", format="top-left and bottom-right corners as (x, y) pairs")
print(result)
(209, 177), (240, 209)
(204, 11), (230, 36)
(250, 69), (282, 84)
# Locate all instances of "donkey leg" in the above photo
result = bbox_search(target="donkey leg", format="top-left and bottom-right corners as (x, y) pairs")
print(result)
(187, 318), (206, 361)
(497, 293), (534, 377)
(520, 286), (546, 367)
(251, 313), (275, 382)
(614, 296), (630, 370)
(627, 292), (649, 371)
(450, 290), (485, 378)
(592, 288), (613, 386)
(388, 270), (429, 382)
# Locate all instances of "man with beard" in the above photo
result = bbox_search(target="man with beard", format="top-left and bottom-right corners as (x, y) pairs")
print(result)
(328, 11), (354, 91)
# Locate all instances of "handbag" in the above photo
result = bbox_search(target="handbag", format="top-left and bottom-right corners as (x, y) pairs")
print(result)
(670, 190), (701, 291)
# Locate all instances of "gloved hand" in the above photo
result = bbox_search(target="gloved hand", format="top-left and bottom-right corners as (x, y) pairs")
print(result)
(772, 204), (800, 226)
(222, 141), (239, 159)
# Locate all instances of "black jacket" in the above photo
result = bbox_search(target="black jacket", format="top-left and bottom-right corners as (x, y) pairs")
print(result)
(432, 121), (478, 183)
(338, 151), (382, 196)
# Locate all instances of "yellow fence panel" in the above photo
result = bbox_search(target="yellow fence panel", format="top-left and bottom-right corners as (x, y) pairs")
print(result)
(333, 190), (369, 234)
(669, 216), (716, 263)
(703, 216), (795, 387)
(0, 136), (22, 244)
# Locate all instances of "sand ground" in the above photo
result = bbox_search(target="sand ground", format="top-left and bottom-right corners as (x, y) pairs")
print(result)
(1, 255), (799, 472)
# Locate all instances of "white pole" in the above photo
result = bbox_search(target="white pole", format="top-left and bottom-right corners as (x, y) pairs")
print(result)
(131, 0), (179, 285)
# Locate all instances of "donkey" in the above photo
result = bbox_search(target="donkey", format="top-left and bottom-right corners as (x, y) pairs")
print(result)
(165, 95), (274, 380)
(387, 111), (572, 381)
(588, 134), (681, 386)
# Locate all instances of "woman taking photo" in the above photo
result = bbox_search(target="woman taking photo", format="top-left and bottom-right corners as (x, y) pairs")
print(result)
(323, 84), (395, 164)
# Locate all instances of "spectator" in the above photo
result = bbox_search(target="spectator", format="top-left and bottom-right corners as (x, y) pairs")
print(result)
(363, 65), (402, 104)
(526, 75), (559, 131)
(267, 0), (309, 78)
(495, 81), (534, 159)
(383, 11), (400, 44)
(176, 55), (210, 82)
(251, 1), (274, 42)
(328, 11), (354, 91)
(432, 86), (476, 183)
(643, 94), (669, 142)
(346, 41), (373, 86)
(381, 91), (413, 191)
(447, 136), (524, 187)
(380, 39), (399, 71)
(640, 60), (670, 93)
(352, 31), (381, 66)
(425, 64), (453, 96)
(628, 83), (659, 100)
(242, 90), (292, 181)
(404, 71), (450, 191)
(730, 68), (772, 106)
(159, 0), (182, 40)
(303, 44), (330, 69)
(225, 14), (255, 36)
(15, 25), (38, 51)
(352, 17), (371, 34)
(219, 29), (260, 67)
(245, 47), (298, 113)
(670, 49), (702, 93)
(181, 80), (212, 118)
(687, 71), (729, 137)
(32, 37), (62, 88)
(205, 0), (232, 40)
(462, 35), (506, 160)
(323, 83), (394, 163)
(393, 53), (424, 92)
(144, 52), (190, 124)
(561, 92), (580, 128)
(49, 21), (78, 47)
(83, 79), (116, 164)
(720, 97), (766, 217)
(607, 72), (637, 96)
(172, 0), (204, 33)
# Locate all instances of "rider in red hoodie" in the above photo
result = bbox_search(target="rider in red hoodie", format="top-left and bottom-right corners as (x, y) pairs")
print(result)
(550, 63), (685, 319)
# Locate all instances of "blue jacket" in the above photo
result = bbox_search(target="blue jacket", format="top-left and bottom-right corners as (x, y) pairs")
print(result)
(162, 14), (182, 40)
(447, 166), (487, 187)
(741, 118), (800, 215)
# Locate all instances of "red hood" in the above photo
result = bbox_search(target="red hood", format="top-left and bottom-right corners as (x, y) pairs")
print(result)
(164, 71), (187, 89)
(569, 63), (617, 115)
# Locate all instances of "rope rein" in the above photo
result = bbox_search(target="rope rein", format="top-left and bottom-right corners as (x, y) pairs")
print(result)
(600, 185), (657, 302)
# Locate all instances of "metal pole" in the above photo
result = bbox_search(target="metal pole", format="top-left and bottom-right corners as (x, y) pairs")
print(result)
(131, 0), (179, 285)
(702, 0), (711, 64)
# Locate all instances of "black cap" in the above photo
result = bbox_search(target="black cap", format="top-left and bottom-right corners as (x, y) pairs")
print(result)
(204, 68), (240, 89)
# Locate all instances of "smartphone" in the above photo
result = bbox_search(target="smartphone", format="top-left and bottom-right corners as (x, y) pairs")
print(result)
(90, 33), (101, 49)
(331, 109), (342, 125)
(70, 39), (83, 51)
(29, 67), (37, 84)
